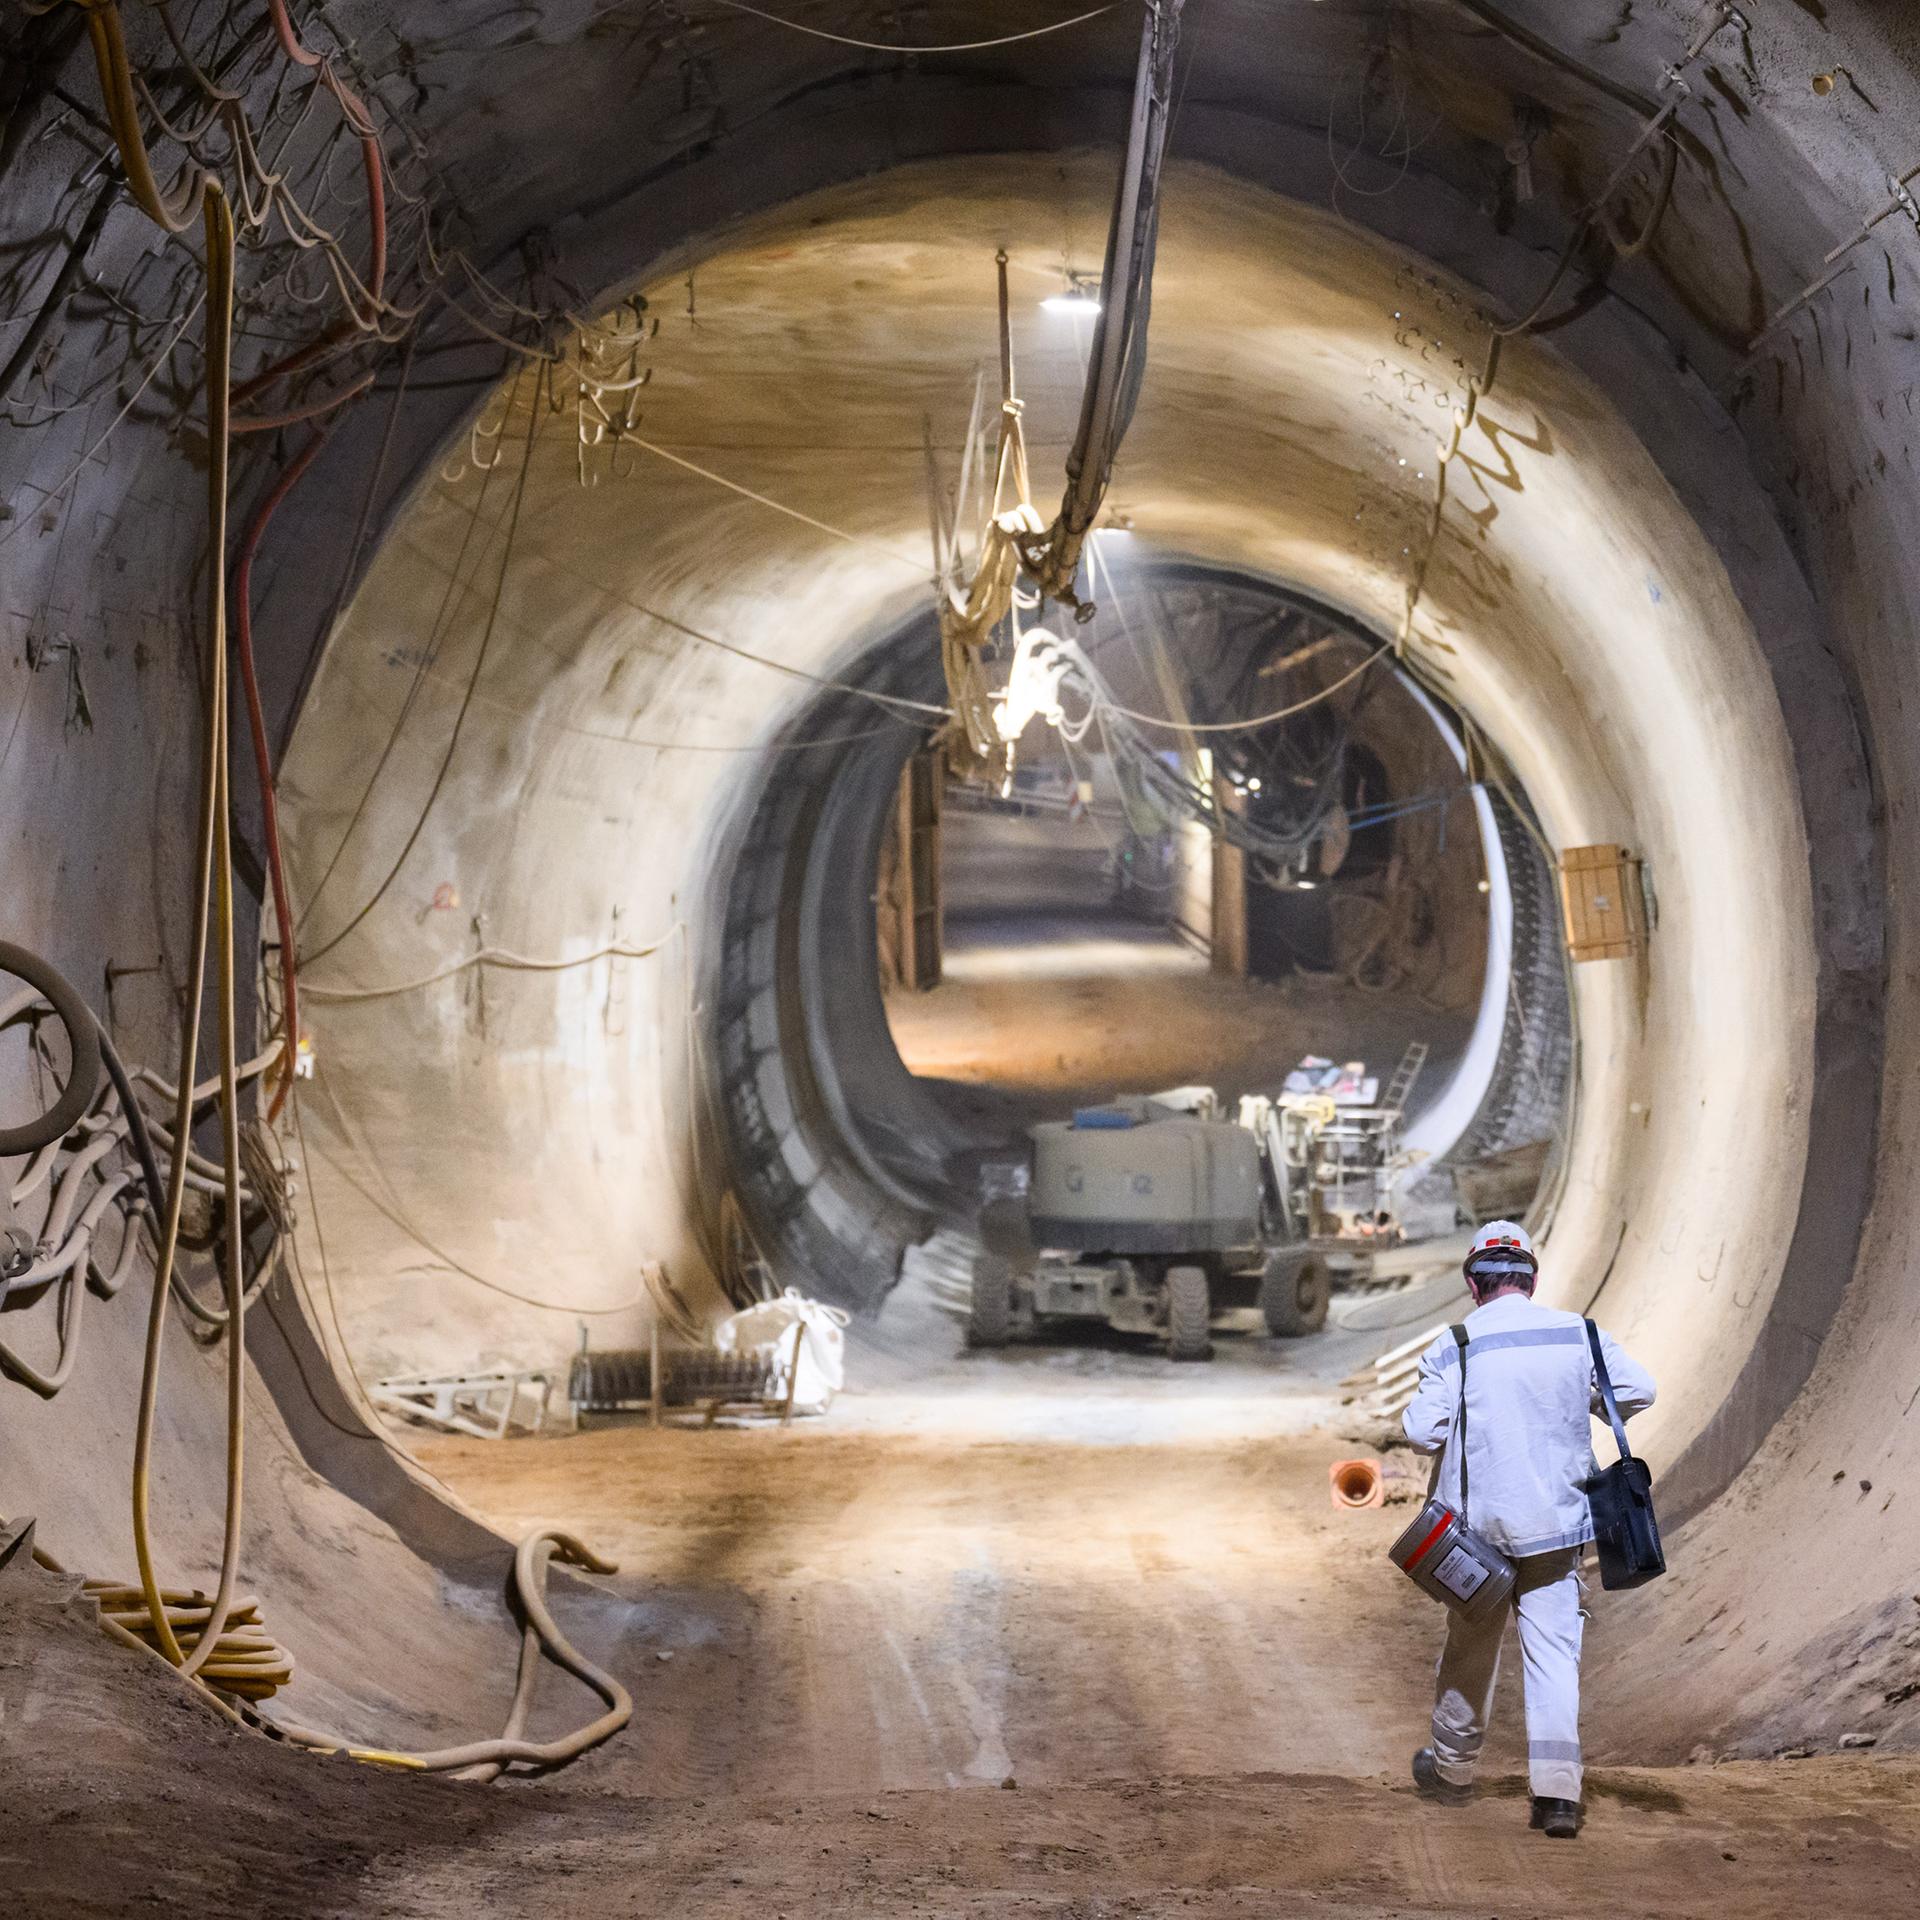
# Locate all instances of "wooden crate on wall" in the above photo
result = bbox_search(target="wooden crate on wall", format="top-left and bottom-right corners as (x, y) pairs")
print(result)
(1558, 844), (1645, 962)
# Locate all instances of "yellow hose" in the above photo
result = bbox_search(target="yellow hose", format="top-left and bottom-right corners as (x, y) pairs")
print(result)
(73, 0), (215, 235)
(128, 180), (237, 1673)
(188, 172), (248, 1681)
(261, 1530), (634, 1776)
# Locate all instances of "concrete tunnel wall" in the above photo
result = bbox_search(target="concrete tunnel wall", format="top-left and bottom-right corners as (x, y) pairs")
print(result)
(282, 159), (1823, 1498)
(706, 569), (1535, 1325)
(0, 0), (1908, 1756)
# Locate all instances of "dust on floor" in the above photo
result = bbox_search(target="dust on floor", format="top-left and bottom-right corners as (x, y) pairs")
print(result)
(885, 926), (1469, 1107)
(11, 1353), (1919, 1918)
(5, 1566), (1918, 1920)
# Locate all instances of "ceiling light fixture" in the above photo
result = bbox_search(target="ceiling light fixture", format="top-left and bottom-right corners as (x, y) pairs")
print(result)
(1042, 272), (1101, 315)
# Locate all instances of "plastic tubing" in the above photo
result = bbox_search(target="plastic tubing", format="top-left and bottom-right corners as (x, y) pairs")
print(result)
(0, 1237), (93, 1397)
(0, 941), (103, 1156)
(4, 990), (263, 1329)
(229, 372), (374, 434)
(93, 1016), (167, 1239)
(190, 172), (250, 1688)
(266, 1530), (634, 1774)
(74, 0), (216, 234)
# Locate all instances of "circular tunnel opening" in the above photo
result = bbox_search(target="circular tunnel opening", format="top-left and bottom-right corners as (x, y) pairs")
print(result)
(279, 150), (1797, 1457)
(231, 123), (1859, 1816)
(713, 558), (1578, 1351)
(5, 0), (1913, 1889)
(878, 568), (1496, 1137)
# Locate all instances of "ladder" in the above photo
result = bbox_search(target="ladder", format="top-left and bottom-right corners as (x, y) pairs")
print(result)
(1383, 1040), (1430, 1117)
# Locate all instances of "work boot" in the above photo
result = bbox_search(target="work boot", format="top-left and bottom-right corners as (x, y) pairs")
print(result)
(1411, 1747), (1473, 1804)
(1530, 1795), (1581, 1838)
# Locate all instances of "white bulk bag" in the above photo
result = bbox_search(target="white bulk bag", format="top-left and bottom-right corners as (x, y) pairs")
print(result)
(712, 1288), (851, 1414)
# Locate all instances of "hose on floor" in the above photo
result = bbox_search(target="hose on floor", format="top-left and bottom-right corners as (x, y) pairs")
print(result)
(260, 1530), (634, 1777)
(13, 1519), (630, 1776)
(3, 938), (633, 1771)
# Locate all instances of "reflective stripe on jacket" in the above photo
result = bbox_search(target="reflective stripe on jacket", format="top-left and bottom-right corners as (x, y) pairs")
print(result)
(1402, 1294), (1657, 1559)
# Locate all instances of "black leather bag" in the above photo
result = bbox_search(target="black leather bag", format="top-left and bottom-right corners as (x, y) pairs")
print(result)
(1583, 1318), (1665, 1590)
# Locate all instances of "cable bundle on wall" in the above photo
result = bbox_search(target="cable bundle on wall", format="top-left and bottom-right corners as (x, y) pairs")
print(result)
(0, 4), (634, 1786)
(0, 982), (282, 1398)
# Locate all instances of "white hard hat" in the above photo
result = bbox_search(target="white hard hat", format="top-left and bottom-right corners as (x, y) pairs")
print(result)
(1468, 1219), (1534, 1260)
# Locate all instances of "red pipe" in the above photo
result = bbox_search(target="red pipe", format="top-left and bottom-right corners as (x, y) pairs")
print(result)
(229, 370), (374, 434)
(268, 0), (323, 67)
(232, 425), (334, 1121)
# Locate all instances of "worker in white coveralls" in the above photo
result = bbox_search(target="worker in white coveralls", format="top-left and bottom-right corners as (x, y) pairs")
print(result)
(1401, 1220), (1656, 1839)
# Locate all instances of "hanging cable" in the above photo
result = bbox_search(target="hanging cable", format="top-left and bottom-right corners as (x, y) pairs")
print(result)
(1482, 3), (1742, 351)
(700, 0), (1117, 54)
(24, 0), (635, 1782)
(232, 425), (336, 1122)
(1096, 640), (1391, 732)
(1029, 0), (1185, 607)
(413, 472), (954, 722)
(127, 174), (242, 1680)
(623, 432), (930, 574)
(293, 354), (524, 937)
(302, 928), (682, 1003)
(227, 370), (373, 432)
(298, 359), (548, 970)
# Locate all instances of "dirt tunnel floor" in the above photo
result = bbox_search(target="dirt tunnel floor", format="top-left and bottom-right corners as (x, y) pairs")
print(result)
(884, 912), (1474, 1115)
(8, 1348), (1920, 1915)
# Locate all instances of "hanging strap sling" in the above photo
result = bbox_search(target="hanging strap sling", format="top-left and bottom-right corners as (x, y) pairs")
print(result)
(1583, 1318), (1666, 1589)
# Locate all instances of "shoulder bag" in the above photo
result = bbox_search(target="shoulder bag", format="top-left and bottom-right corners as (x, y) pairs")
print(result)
(1583, 1318), (1666, 1589)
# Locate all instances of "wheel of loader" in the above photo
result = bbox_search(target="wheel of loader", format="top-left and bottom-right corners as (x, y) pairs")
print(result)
(1260, 1251), (1331, 1337)
(1167, 1264), (1213, 1362)
(968, 1254), (1014, 1348)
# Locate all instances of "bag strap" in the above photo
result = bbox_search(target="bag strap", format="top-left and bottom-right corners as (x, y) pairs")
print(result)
(1585, 1317), (1635, 1463)
(1421, 1325), (1473, 1515)
(1448, 1323), (1471, 1521)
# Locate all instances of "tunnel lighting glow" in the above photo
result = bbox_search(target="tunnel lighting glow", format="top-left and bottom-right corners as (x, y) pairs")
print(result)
(1296, 879), (1319, 891)
(1042, 287), (1101, 314)
(1247, 776), (1263, 792)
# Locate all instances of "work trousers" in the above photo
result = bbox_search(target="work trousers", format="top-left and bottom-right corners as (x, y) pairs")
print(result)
(1429, 1546), (1586, 1802)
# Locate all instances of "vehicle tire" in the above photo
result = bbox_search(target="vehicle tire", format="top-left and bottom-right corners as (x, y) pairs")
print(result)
(1167, 1264), (1213, 1362)
(968, 1255), (1014, 1348)
(1261, 1252), (1331, 1337)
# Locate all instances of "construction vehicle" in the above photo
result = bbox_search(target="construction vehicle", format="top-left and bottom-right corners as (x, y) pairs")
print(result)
(1239, 1039), (1429, 1291)
(968, 1045), (1426, 1361)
